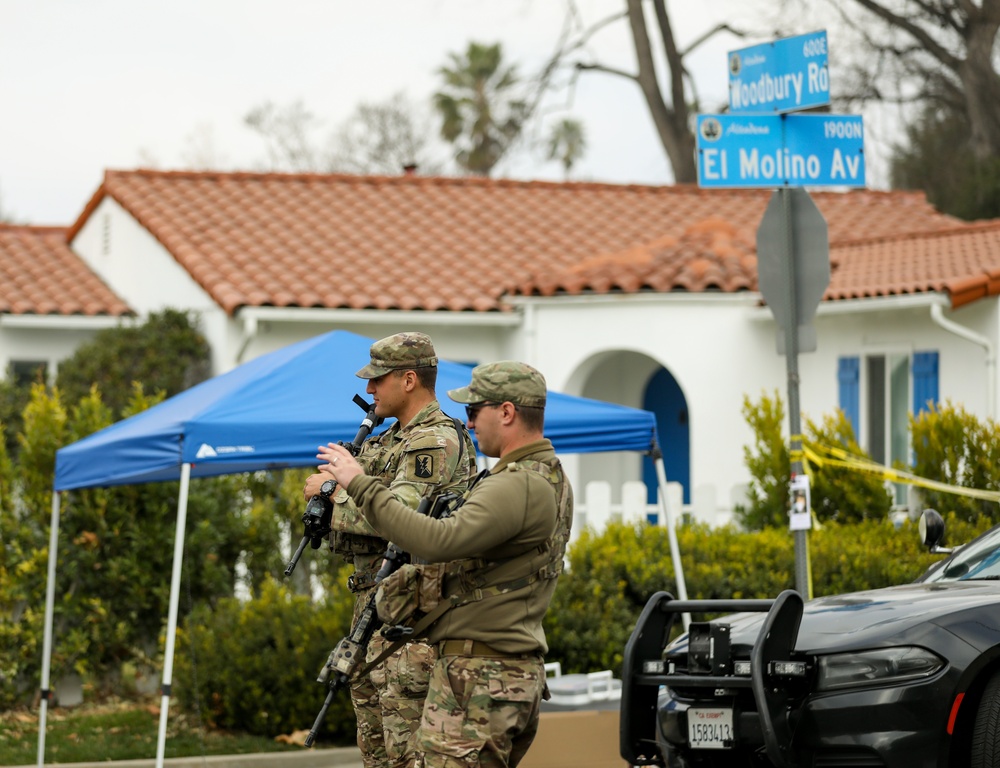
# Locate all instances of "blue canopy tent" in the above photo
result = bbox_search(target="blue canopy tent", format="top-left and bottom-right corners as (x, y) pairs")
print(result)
(37, 330), (685, 766)
(54, 330), (661, 489)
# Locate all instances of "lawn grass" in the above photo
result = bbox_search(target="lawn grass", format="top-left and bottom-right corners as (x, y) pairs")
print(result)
(0, 696), (314, 765)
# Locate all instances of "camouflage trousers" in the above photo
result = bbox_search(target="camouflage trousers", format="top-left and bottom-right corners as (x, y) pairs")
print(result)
(410, 652), (545, 768)
(352, 628), (437, 768)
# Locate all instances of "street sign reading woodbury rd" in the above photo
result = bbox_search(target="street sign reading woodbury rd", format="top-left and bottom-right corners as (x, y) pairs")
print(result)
(696, 113), (865, 188)
(728, 30), (830, 114)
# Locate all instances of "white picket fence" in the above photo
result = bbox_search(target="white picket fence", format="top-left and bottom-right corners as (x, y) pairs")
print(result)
(570, 480), (735, 548)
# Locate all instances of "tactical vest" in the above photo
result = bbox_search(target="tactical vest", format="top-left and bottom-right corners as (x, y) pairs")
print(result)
(375, 454), (573, 628)
(330, 411), (476, 559)
(328, 431), (400, 557)
(446, 455), (573, 592)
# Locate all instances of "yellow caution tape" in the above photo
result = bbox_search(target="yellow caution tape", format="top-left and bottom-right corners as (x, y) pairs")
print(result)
(802, 442), (1000, 503)
(788, 434), (806, 466)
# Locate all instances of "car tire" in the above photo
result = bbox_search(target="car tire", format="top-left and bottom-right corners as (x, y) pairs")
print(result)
(972, 671), (1000, 767)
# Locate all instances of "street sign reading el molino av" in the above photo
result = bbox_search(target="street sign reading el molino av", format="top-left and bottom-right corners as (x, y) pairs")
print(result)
(697, 113), (865, 188)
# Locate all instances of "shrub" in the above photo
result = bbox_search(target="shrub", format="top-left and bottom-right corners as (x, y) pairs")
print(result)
(736, 390), (788, 530)
(0, 384), (286, 709)
(910, 401), (1000, 524)
(56, 309), (210, 417)
(174, 573), (358, 743)
(805, 410), (893, 523)
(736, 390), (892, 530)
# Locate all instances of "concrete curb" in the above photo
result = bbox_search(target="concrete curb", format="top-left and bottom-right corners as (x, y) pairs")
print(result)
(12, 745), (362, 768)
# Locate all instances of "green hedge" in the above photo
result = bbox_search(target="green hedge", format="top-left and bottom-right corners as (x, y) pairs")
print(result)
(174, 571), (358, 744)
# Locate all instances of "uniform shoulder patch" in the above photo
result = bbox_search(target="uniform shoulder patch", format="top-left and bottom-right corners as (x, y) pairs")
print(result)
(404, 446), (443, 482)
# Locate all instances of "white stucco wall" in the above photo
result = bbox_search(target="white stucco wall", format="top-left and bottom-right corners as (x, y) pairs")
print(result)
(510, 293), (776, 520)
(512, 291), (1000, 522)
(71, 197), (231, 372)
(804, 296), (999, 425)
(0, 317), (127, 381)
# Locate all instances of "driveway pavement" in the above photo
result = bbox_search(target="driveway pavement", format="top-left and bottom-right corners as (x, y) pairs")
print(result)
(12, 745), (362, 768)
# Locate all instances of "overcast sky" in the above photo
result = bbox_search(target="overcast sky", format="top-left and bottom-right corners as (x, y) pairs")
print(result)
(2, 1), (878, 226)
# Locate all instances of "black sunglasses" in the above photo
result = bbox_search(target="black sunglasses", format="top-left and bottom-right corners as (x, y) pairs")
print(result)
(465, 402), (500, 421)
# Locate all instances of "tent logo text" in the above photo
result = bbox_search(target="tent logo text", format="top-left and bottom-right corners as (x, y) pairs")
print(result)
(195, 443), (255, 458)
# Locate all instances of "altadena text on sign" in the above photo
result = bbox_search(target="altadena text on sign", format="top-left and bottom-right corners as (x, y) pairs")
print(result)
(728, 30), (830, 114)
(696, 113), (865, 188)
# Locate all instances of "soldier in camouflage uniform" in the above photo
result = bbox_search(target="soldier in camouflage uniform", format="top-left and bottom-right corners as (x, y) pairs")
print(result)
(304, 332), (477, 768)
(319, 361), (574, 768)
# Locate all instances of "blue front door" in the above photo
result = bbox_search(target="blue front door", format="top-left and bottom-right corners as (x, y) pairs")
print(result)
(642, 367), (690, 504)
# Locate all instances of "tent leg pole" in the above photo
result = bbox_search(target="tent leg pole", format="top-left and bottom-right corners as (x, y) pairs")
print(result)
(156, 462), (191, 768)
(654, 454), (691, 630)
(37, 491), (61, 767)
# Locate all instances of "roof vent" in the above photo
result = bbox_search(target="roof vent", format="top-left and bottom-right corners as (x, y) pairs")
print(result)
(102, 213), (111, 256)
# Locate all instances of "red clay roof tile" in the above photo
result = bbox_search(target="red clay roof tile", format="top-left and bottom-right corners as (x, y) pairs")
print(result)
(69, 170), (979, 314)
(827, 221), (1000, 308)
(0, 225), (132, 317)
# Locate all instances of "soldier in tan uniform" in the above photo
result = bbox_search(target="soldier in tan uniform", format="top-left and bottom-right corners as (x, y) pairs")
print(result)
(319, 361), (574, 768)
(303, 332), (477, 768)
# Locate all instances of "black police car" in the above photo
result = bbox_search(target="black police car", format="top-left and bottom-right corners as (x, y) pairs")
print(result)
(620, 510), (1000, 767)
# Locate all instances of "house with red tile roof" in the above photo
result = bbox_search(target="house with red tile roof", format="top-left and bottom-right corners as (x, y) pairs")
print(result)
(9, 168), (1000, 522)
(0, 224), (132, 387)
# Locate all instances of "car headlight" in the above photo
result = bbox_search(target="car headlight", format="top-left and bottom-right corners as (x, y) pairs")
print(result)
(816, 647), (945, 691)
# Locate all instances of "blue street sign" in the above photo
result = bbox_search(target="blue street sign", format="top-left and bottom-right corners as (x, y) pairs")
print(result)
(697, 113), (865, 188)
(728, 30), (830, 114)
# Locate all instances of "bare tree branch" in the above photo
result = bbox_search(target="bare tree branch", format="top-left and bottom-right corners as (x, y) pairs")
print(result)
(847, 0), (961, 69)
(533, 0), (754, 183)
(574, 62), (639, 82)
(679, 22), (748, 58)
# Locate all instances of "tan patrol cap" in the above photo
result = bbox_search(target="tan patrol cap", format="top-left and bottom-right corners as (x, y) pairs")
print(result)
(447, 361), (547, 408)
(355, 332), (438, 379)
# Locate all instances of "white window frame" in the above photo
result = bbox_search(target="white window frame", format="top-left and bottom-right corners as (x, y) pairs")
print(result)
(859, 347), (912, 504)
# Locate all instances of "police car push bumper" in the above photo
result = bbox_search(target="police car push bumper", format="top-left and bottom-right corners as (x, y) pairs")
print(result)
(620, 590), (805, 767)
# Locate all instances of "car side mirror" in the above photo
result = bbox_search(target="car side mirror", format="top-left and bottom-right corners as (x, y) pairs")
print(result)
(919, 509), (953, 554)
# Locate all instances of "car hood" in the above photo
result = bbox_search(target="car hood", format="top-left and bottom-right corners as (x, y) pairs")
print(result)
(672, 581), (1000, 655)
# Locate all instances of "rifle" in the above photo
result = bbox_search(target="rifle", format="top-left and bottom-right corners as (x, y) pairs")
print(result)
(284, 394), (383, 577)
(303, 491), (461, 748)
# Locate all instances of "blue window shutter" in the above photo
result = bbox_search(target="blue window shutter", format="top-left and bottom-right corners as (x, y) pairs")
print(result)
(838, 356), (860, 436)
(912, 351), (939, 414)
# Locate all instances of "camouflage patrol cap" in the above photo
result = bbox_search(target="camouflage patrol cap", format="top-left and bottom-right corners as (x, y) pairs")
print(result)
(448, 361), (547, 408)
(355, 332), (438, 379)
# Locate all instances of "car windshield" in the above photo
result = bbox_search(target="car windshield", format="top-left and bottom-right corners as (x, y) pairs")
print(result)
(922, 525), (1000, 582)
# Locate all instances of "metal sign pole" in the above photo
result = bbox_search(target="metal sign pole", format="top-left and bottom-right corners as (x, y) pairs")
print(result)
(704, 28), (847, 601)
(779, 188), (811, 598)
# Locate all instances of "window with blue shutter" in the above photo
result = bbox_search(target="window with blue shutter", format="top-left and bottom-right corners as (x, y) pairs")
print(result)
(912, 351), (939, 414)
(838, 356), (860, 436)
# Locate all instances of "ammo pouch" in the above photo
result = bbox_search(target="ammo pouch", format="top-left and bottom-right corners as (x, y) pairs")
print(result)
(375, 562), (445, 626)
(361, 554), (550, 675)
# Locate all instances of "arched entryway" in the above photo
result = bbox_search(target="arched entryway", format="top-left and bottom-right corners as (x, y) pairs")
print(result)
(565, 350), (690, 508)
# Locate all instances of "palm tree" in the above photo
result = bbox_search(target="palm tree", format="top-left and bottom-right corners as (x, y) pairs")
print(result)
(546, 118), (587, 179)
(434, 42), (528, 176)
